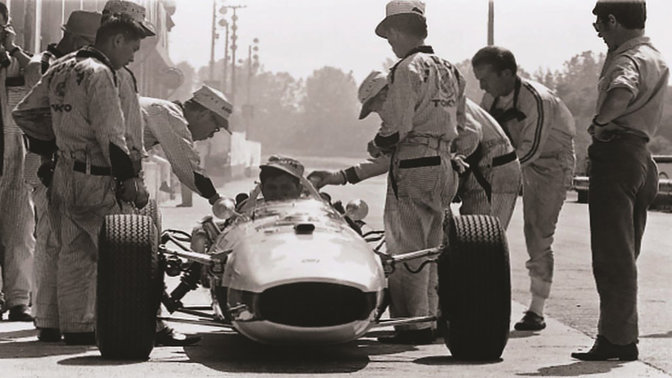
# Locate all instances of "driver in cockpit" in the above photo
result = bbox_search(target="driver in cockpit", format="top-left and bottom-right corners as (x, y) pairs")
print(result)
(259, 155), (305, 201)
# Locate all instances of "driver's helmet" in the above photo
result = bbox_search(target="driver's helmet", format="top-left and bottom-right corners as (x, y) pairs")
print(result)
(259, 155), (304, 180)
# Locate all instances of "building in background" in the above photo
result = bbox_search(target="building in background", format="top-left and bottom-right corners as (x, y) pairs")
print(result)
(7, 0), (183, 98)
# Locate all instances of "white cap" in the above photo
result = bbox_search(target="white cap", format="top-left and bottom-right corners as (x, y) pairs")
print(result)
(102, 0), (156, 37)
(192, 85), (233, 132)
(375, 0), (426, 38)
(358, 71), (388, 119)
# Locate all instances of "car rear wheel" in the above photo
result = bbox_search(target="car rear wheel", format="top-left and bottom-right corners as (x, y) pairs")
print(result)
(438, 214), (511, 361)
(97, 214), (162, 360)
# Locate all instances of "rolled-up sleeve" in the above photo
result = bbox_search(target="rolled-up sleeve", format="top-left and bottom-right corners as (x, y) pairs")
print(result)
(606, 56), (640, 98)
(86, 68), (129, 164)
(146, 104), (213, 197)
(12, 74), (54, 143)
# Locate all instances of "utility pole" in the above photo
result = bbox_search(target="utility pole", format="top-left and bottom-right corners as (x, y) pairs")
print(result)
(209, 0), (216, 80)
(487, 0), (494, 46)
(221, 20), (229, 93)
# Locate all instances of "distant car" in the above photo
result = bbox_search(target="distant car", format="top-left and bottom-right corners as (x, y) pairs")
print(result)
(94, 178), (512, 362)
(573, 155), (672, 205)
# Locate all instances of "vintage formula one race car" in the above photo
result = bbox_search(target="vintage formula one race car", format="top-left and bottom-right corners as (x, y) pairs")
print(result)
(95, 178), (511, 361)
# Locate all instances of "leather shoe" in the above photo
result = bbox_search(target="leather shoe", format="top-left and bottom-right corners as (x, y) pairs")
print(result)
(514, 311), (546, 331)
(571, 335), (638, 361)
(8, 305), (34, 322)
(378, 328), (435, 345)
(38, 328), (62, 342)
(63, 332), (96, 345)
(155, 326), (201, 346)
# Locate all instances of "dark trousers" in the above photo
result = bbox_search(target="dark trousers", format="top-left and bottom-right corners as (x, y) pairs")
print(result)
(588, 136), (658, 345)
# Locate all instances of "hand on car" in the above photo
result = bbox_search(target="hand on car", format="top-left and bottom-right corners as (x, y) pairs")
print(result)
(307, 170), (345, 189)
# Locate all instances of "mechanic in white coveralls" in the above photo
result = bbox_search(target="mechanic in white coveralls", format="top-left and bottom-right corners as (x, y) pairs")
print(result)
(0, 1), (36, 323)
(358, 0), (464, 345)
(472, 46), (576, 332)
(22, 10), (102, 341)
(12, 6), (153, 345)
(310, 72), (521, 231)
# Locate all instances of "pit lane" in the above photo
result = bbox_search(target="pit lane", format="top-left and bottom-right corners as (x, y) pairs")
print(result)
(0, 157), (670, 377)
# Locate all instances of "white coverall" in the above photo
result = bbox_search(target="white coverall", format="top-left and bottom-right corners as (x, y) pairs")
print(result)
(140, 97), (219, 199)
(13, 47), (136, 333)
(374, 46), (463, 331)
(451, 99), (521, 230)
(482, 77), (575, 300)
(23, 45), (63, 328)
(0, 57), (35, 311)
(23, 51), (144, 329)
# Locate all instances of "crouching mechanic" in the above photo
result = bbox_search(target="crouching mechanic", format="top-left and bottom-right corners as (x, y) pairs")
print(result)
(310, 72), (522, 231)
(472, 46), (576, 331)
(141, 86), (231, 346)
(12, 9), (152, 345)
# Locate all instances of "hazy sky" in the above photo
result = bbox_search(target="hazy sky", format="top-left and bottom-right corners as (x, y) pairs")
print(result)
(169, 0), (672, 83)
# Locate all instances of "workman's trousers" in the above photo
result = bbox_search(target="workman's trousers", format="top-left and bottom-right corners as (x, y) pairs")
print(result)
(32, 182), (60, 329)
(384, 145), (457, 331)
(0, 133), (35, 309)
(522, 150), (574, 299)
(459, 158), (522, 230)
(588, 136), (658, 345)
(49, 157), (118, 333)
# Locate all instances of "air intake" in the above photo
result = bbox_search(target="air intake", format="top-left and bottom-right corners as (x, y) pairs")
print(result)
(259, 282), (377, 327)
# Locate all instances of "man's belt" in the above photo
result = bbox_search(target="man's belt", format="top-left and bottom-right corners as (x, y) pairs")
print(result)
(492, 151), (517, 167)
(73, 161), (111, 176)
(402, 135), (452, 152)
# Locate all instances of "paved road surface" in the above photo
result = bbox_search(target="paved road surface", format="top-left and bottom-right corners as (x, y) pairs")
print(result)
(1, 159), (670, 377)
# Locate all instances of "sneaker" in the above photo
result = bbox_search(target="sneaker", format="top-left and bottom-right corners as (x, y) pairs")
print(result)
(63, 332), (96, 345)
(571, 335), (638, 361)
(8, 305), (34, 322)
(37, 328), (62, 342)
(155, 326), (201, 346)
(514, 311), (546, 331)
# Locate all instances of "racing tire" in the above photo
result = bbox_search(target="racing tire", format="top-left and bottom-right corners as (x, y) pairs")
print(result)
(137, 199), (162, 233)
(438, 214), (511, 361)
(97, 214), (163, 360)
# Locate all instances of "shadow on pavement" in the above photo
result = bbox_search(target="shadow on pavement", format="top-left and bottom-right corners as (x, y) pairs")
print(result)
(0, 340), (92, 359)
(182, 329), (416, 374)
(58, 355), (146, 366)
(641, 330), (672, 339)
(516, 361), (624, 376)
(0, 328), (37, 341)
(413, 356), (503, 365)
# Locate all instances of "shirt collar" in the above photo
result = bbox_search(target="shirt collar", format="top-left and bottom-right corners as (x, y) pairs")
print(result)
(609, 36), (651, 56)
(389, 45), (434, 83)
(46, 43), (64, 58)
(76, 46), (115, 72)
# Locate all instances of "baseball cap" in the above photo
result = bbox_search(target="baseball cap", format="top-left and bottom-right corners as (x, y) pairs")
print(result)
(260, 155), (305, 180)
(375, 0), (426, 38)
(102, 0), (156, 37)
(358, 71), (388, 119)
(192, 85), (233, 133)
(61, 11), (102, 42)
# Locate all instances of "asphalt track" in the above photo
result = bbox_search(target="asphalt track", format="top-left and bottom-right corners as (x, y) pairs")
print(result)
(1, 163), (670, 377)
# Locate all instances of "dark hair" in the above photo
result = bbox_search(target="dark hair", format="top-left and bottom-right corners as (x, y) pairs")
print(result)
(592, 1), (646, 30)
(0, 3), (7, 23)
(471, 46), (518, 75)
(385, 14), (427, 39)
(95, 13), (146, 44)
(260, 167), (300, 187)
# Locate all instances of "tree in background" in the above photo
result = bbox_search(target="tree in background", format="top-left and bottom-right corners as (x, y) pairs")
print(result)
(169, 61), (197, 101)
(297, 66), (378, 156)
